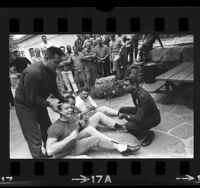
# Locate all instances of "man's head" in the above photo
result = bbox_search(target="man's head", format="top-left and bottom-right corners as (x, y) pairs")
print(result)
(123, 75), (139, 93)
(85, 41), (91, 49)
(41, 35), (47, 43)
(59, 46), (65, 54)
(66, 45), (72, 53)
(110, 34), (115, 41)
(13, 50), (20, 58)
(96, 37), (102, 46)
(73, 46), (78, 54)
(43, 46), (63, 72)
(34, 48), (41, 57)
(65, 95), (76, 108)
(58, 102), (74, 119)
(80, 87), (90, 100)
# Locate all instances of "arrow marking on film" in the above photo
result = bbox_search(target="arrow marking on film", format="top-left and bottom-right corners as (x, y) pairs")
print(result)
(176, 175), (195, 181)
(72, 175), (90, 183)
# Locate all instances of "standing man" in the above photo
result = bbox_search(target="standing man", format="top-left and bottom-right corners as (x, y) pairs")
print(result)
(60, 45), (78, 93)
(32, 48), (43, 63)
(14, 47), (66, 158)
(118, 75), (161, 147)
(74, 34), (85, 52)
(10, 50), (32, 75)
(82, 41), (97, 88)
(94, 37), (110, 77)
(109, 35), (127, 79)
(71, 46), (87, 90)
(40, 35), (53, 55)
(137, 33), (163, 62)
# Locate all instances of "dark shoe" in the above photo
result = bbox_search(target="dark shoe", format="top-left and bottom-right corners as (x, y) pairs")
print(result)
(121, 145), (141, 156)
(141, 131), (155, 147)
(114, 123), (124, 129)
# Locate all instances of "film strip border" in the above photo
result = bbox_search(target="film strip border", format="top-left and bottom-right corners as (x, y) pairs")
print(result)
(1, 7), (200, 185)
(0, 160), (200, 185)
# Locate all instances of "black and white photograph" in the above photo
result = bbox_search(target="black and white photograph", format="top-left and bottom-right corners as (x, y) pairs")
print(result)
(9, 33), (194, 159)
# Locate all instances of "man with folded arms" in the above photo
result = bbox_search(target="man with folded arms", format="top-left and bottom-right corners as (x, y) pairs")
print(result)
(46, 101), (141, 158)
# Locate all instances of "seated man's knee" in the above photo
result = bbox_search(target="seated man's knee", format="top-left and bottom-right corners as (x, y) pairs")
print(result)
(119, 107), (127, 113)
(97, 106), (106, 113)
(90, 136), (101, 146)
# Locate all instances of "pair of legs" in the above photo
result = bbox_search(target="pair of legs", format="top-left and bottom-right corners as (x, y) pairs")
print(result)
(72, 126), (140, 156)
(97, 106), (118, 116)
(56, 69), (66, 94)
(15, 100), (51, 158)
(61, 71), (78, 92)
(84, 64), (97, 87)
(119, 107), (160, 145)
(74, 71), (87, 90)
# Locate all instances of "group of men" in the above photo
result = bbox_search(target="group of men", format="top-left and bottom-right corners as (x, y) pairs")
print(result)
(12, 45), (161, 159)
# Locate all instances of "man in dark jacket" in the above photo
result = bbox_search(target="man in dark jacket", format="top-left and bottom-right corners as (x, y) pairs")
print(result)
(14, 47), (66, 158)
(118, 75), (161, 147)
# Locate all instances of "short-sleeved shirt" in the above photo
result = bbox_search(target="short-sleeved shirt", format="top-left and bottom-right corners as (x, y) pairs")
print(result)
(94, 44), (109, 58)
(47, 117), (79, 158)
(75, 95), (97, 112)
(109, 38), (123, 54)
(71, 53), (84, 72)
(32, 56), (43, 64)
(74, 39), (84, 52)
(40, 42), (52, 50)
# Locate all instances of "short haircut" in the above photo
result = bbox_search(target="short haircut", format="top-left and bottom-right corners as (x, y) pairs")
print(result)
(13, 50), (19, 54)
(65, 95), (75, 103)
(126, 75), (139, 86)
(59, 46), (65, 49)
(81, 87), (91, 93)
(44, 46), (63, 59)
(42, 35), (46, 38)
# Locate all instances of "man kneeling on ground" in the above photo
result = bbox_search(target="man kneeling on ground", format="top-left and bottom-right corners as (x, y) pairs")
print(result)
(118, 75), (161, 147)
(46, 102), (141, 158)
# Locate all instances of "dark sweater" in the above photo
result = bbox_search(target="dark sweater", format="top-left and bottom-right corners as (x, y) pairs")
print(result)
(15, 61), (65, 109)
(125, 87), (160, 125)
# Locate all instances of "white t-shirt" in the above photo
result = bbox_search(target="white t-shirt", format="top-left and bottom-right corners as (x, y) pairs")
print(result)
(75, 96), (97, 112)
(40, 42), (53, 50)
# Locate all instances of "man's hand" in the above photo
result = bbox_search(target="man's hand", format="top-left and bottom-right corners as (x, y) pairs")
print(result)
(87, 106), (96, 111)
(69, 129), (79, 140)
(79, 120), (86, 128)
(118, 113), (128, 120)
(49, 102), (60, 113)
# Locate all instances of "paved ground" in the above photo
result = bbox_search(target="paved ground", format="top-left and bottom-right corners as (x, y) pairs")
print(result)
(9, 81), (193, 159)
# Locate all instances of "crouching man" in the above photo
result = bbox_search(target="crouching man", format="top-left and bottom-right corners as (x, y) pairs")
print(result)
(46, 102), (141, 158)
(119, 75), (161, 147)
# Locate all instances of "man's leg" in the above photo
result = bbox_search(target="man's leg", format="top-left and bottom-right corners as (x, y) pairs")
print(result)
(74, 71), (81, 90)
(119, 107), (137, 115)
(67, 71), (78, 92)
(103, 58), (110, 77)
(38, 109), (52, 148)
(97, 106), (118, 116)
(81, 71), (87, 87)
(15, 101), (43, 158)
(61, 71), (72, 92)
(84, 66), (91, 88)
(56, 70), (65, 93)
(90, 65), (97, 87)
(87, 112), (117, 129)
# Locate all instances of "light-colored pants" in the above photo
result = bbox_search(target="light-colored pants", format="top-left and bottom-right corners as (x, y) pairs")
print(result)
(97, 106), (118, 116)
(74, 126), (115, 155)
(61, 71), (78, 92)
(87, 112), (117, 129)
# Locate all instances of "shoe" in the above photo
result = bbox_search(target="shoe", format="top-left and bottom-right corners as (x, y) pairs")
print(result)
(141, 131), (155, 147)
(121, 145), (141, 156)
(114, 123), (124, 129)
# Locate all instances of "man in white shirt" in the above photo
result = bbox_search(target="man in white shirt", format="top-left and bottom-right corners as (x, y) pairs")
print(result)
(40, 35), (53, 55)
(76, 87), (119, 117)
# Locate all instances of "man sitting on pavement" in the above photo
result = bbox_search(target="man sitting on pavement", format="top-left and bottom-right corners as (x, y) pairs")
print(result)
(75, 87), (119, 117)
(118, 75), (161, 147)
(46, 101), (141, 158)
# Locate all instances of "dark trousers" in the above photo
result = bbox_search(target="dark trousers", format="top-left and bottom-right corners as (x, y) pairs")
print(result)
(84, 64), (97, 87)
(116, 55), (128, 80)
(74, 71), (87, 89)
(127, 47), (134, 65)
(119, 107), (160, 139)
(139, 43), (153, 62)
(14, 100), (51, 158)
(96, 58), (110, 77)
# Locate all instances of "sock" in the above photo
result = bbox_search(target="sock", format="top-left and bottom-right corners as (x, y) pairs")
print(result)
(114, 144), (127, 152)
(114, 123), (122, 129)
